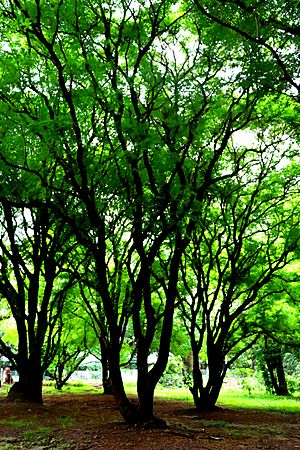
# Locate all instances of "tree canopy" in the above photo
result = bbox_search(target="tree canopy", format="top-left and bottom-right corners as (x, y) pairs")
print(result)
(0, 0), (299, 423)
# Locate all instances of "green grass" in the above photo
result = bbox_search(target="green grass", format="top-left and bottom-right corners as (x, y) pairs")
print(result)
(23, 427), (52, 446)
(0, 444), (17, 450)
(218, 389), (300, 412)
(0, 386), (11, 397)
(2, 381), (300, 414)
(199, 419), (288, 440)
(154, 385), (192, 402)
(0, 418), (37, 427)
(56, 416), (76, 427)
(42, 381), (101, 395)
(153, 385), (300, 413)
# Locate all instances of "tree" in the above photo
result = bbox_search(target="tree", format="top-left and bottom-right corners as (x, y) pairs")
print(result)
(179, 128), (300, 410)
(0, 199), (77, 403)
(46, 304), (96, 390)
(247, 280), (300, 396)
(260, 336), (289, 396)
(0, 0), (298, 423)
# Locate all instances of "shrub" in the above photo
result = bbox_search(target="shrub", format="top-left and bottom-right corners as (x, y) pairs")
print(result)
(158, 356), (185, 388)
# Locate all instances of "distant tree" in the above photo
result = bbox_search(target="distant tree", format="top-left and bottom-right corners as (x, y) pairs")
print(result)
(260, 336), (289, 396)
(46, 307), (96, 390)
(247, 282), (300, 396)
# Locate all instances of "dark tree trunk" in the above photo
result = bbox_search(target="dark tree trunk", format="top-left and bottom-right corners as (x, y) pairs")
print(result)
(265, 353), (289, 396)
(190, 340), (225, 411)
(191, 367), (224, 411)
(6, 326), (43, 403)
(274, 355), (289, 396)
(136, 361), (167, 427)
(137, 382), (155, 422)
(54, 360), (65, 390)
(102, 376), (113, 395)
(264, 338), (289, 396)
(6, 362), (43, 404)
(100, 338), (112, 395)
(107, 344), (139, 423)
(193, 382), (224, 411)
(136, 343), (156, 423)
(131, 234), (183, 426)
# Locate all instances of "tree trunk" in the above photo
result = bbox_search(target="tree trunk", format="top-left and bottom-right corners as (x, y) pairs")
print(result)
(194, 383), (224, 411)
(265, 353), (289, 396)
(191, 343), (225, 411)
(6, 334), (44, 404)
(136, 369), (167, 427)
(264, 337), (289, 396)
(136, 345), (155, 422)
(6, 363), (43, 403)
(100, 338), (112, 395)
(274, 355), (289, 396)
(137, 383), (155, 421)
(108, 348), (138, 423)
(55, 361), (65, 390)
(191, 370), (224, 411)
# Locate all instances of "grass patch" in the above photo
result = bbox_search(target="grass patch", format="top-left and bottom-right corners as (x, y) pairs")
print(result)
(124, 381), (137, 395)
(0, 386), (12, 397)
(56, 416), (76, 427)
(198, 419), (287, 439)
(218, 390), (300, 413)
(152, 385), (300, 413)
(43, 381), (101, 395)
(0, 444), (17, 450)
(0, 418), (37, 427)
(23, 427), (52, 446)
(201, 419), (232, 429)
(154, 385), (192, 402)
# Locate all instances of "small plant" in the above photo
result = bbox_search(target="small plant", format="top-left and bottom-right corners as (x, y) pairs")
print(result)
(231, 368), (262, 394)
(159, 356), (186, 388)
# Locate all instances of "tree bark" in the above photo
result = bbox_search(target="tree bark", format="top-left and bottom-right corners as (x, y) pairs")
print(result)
(191, 369), (224, 411)
(108, 346), (139, 423)
(190, 341), (225, 411)
(100, 338), (112, 395)
(6, 362), (43, 404)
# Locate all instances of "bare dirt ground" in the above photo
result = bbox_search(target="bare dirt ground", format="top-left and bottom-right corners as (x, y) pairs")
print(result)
(0, 390), (300, 449)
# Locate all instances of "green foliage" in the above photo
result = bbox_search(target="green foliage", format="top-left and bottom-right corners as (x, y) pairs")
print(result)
(0, 0), (299, 417)
(283, 352), (300, 393)
(231, 368), (263, 395)
(158, 355), (186, 388)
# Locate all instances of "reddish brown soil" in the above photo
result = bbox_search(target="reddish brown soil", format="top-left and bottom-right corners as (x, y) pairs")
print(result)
(0, 390), (299, 449)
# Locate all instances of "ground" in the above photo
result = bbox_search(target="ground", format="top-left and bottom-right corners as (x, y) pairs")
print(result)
(0, 389), (299, 449)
